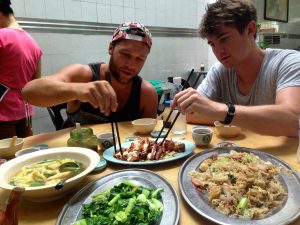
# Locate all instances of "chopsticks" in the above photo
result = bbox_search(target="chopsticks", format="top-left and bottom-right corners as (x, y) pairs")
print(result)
(111, 120), (123, 156)
(155, 69), (195, 144)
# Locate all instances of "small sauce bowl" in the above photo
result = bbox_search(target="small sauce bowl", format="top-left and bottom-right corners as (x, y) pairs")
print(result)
(15, 147), (41, 157)
(216, 141), (237, 148)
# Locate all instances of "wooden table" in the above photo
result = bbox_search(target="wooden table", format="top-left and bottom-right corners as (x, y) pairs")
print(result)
(1, 121), (299, 225)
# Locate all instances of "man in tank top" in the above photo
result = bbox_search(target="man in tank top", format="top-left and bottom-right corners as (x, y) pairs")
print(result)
(22, 22), (158, 126)
(171, 0), (300, 137)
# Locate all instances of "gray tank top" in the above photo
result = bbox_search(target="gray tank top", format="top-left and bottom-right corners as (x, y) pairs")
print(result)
(65, 63), (142, 126)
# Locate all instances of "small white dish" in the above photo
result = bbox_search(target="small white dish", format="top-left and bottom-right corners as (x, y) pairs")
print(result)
(216, 141), (237, 148)
(124, 136), (141, 142)
(15, 147), (41, 157)
(150, 130), (167, 138)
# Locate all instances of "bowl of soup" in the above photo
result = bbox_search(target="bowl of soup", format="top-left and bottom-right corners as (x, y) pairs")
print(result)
(0, 147), (100, 202)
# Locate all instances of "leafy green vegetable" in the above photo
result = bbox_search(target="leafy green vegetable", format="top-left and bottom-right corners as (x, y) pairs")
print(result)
(74, 181), (164, 225)
(151, 188), (163, 199)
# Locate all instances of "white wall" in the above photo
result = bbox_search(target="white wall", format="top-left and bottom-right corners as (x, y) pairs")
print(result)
(12, 0), (204, 29)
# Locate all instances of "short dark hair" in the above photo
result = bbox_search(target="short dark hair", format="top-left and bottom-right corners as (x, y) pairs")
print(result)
(0, 0), (13, 15)
(199, 0), (257, 39)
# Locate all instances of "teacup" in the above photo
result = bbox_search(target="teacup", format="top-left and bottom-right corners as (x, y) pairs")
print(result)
(192, 127), (213, 146)
(97, 133), (116, 152)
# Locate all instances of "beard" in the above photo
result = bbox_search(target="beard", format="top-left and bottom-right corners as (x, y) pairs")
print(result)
(109, 56), (135, 85)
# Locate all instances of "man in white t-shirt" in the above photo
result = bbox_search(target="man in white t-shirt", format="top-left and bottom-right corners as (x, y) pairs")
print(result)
(172, 0), (300, 137)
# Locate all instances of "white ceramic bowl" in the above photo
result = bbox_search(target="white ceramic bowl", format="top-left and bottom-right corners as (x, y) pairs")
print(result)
(132, 118), (157, 134)
(0, 137), (24, 159)
(192, 127), (213, 146)
(214, 121), (242, 138)
(0, 147), (100, 202)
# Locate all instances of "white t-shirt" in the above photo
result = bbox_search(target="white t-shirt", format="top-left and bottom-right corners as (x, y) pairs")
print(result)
(197, 48), (300, 105)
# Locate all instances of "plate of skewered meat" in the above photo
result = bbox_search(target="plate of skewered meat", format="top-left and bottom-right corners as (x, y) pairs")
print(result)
(103, 138), (195, 165)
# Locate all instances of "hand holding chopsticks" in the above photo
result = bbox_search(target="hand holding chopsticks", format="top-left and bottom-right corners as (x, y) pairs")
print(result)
(155, 69), (195, 144)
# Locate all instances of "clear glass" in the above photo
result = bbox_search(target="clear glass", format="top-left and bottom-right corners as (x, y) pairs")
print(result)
(297, 115), (300, 164)
(171, 110), (187, 138)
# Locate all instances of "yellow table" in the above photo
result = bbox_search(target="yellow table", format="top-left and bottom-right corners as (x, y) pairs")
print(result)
(1, 121), (299, 225)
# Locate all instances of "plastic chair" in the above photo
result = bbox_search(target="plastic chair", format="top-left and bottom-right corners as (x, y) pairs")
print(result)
(47, 103), (67, 130)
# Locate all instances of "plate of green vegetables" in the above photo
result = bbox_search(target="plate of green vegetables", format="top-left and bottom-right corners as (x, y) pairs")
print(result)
(56, 169), (180, 225)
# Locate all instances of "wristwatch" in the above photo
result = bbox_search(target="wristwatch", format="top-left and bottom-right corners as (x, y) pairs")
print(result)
(222, 102), (235, 125)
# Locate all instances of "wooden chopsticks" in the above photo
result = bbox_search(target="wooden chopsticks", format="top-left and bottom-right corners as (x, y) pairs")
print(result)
(111, 120), (123, 156)
(155, 69), (195, 144)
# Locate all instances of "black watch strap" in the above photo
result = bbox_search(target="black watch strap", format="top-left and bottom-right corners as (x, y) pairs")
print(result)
(222, 102), (235, 125)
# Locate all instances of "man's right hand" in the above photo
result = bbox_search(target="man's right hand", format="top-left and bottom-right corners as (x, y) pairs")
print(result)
(74, 80), (118, 116)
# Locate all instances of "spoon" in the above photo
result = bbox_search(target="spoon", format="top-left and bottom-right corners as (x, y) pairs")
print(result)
(54, 162), (80, 190)
(9, 136), (18, 148)
(54, 178), (68, 190)
(58, 161), (80, 172)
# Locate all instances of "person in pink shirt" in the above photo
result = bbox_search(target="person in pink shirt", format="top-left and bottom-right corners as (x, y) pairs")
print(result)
(0, 0), (42, 139)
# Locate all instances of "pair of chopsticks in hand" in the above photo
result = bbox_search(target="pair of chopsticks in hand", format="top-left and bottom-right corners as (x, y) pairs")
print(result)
(155, 68), (195, 145)
(111, 120), (123, 156)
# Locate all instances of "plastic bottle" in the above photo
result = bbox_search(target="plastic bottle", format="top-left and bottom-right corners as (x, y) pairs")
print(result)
(170, 77), (182, 100)
(200, 63), (205, 71)
(169, 77), (187, 136)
